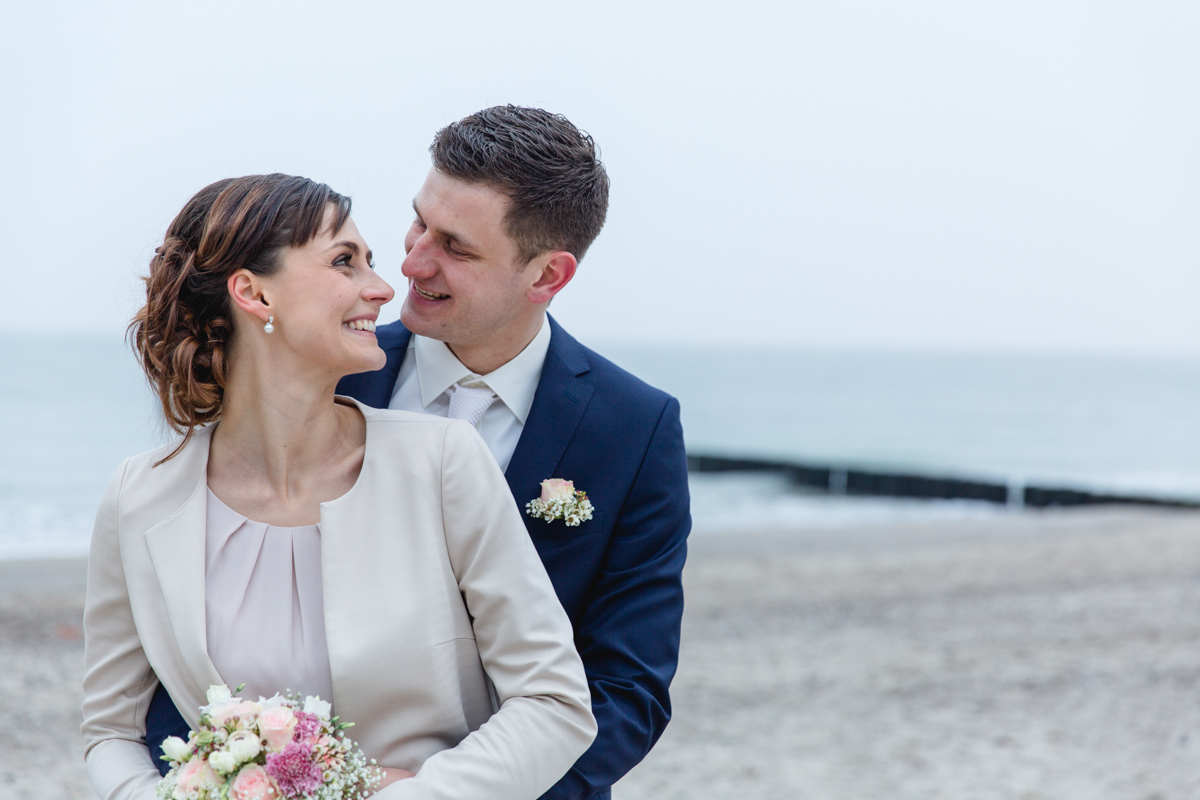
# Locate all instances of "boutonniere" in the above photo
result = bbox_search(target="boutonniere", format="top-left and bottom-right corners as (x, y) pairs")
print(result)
(526, 479), (595, 526)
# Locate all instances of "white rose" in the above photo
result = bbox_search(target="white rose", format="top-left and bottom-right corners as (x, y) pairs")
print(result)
(227, 730), (262, 763)
(206, 685), (233, 705)
(303, 696), (332, 720)
(257, 693), (288, 710)
(161, 736), (191, 763)
(208, 749), (237, 775)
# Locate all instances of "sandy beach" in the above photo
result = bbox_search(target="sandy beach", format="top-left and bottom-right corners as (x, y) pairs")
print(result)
(5, 507), (1200, 799)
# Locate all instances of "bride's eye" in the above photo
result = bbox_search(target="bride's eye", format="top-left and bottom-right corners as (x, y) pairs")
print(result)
(369, 259), (377, 270)
(333, 253), (352, 267)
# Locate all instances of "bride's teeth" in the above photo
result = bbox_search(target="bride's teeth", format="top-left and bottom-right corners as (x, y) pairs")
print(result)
(344, 319), (376, 331)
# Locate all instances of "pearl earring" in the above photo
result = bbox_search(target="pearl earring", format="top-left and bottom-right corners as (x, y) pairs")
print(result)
(263, 315), (275, 334)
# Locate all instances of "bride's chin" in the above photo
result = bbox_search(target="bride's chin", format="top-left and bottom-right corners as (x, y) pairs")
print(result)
(342, 349), (386, 375)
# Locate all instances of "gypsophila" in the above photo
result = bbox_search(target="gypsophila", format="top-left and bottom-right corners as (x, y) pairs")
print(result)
(525, 479), (595, 527)
(155, 684), (383, 800)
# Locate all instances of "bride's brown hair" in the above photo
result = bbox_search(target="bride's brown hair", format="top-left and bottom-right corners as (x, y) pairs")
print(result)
(129, 174), (351, 462)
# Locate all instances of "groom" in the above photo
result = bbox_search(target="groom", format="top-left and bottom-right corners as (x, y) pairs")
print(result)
(339, 106), (690, 799)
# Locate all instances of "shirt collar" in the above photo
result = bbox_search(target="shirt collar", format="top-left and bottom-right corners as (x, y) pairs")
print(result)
(412, 317), (551, 424)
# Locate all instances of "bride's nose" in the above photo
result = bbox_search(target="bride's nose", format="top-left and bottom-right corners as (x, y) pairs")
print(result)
(365, 273), (395, 305)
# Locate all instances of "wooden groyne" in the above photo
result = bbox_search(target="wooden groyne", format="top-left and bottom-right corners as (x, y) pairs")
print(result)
(686, 454), (1200, 510)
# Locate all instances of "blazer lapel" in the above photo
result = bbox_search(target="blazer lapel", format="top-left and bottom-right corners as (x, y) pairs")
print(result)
(505, 317), (594, 505)
(143, 429), (224, 712)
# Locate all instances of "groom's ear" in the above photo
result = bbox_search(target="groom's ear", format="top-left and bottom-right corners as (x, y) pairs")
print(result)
(227, 270), (272, 323)
(526, 251), (578, 305)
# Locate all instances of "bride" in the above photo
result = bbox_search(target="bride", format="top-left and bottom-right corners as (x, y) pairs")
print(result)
(80, 174), (595, 800)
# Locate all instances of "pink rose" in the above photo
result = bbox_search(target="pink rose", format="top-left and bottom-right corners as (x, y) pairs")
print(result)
(211, 700), (263, 728)
(540, 479), (575, 502)
(230, 764), (277, 800)
(173, 757), (219, 798)
(258, 706), (298, 751)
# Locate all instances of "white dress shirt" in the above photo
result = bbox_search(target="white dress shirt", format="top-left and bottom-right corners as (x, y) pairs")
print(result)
(388, 318), (551, 472)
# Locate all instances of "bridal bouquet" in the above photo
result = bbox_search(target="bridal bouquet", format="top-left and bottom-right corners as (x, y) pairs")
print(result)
(156, 684), (382, 800)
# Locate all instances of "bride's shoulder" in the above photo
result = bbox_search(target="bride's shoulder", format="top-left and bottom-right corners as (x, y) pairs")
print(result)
(121, 424), (213, 474)
(354, 403), (457, 439)
(361, 407), (447, 425)
(355, 404), (485, 453)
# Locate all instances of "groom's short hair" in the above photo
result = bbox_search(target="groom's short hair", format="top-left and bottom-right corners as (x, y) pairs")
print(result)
(431, 105), (609, 264)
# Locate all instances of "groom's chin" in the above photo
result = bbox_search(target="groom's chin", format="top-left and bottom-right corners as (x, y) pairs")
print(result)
(399, 302), (441, 338)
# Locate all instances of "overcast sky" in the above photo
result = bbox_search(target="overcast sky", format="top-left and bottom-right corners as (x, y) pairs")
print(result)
(2, 1), (1198, 354)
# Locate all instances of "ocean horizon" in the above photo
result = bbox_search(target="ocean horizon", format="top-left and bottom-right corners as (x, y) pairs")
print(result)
(4, 334), (1200, 559)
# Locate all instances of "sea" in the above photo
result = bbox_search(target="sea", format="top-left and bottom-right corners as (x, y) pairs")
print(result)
(4, 334), (1200, 559)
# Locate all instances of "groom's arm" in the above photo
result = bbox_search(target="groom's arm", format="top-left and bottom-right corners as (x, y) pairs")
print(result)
(541, 397), (691, 800)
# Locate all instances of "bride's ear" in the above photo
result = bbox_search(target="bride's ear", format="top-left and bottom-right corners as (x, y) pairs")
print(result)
(227, 270), (271, 323)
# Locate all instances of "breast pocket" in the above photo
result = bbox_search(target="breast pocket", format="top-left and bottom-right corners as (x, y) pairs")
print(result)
(526, 508), (606, 540)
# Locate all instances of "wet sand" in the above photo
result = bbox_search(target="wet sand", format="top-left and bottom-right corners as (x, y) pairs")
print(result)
(5, 507), (1200, 799)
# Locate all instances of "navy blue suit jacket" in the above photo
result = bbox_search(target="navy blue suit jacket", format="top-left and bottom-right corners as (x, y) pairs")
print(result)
(144, 316), (690, 800)
(341, 316), (690, 800)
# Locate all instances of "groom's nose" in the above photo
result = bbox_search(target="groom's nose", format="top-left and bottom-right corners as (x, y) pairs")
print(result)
(401, 235), (437, 280)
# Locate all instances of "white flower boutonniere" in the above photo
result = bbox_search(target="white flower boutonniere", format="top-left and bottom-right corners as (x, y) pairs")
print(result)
(526, 479), (595, 526)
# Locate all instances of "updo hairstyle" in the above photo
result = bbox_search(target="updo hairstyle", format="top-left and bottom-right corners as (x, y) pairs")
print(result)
(129, 174), (351, 460)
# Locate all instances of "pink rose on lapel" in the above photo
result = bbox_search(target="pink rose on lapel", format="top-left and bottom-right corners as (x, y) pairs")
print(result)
(540, 478), (576, 502)
(258, 706), (297, 750)
(527, 478), (595, 526)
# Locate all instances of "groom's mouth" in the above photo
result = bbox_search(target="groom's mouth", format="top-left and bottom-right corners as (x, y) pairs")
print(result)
(413, 284), (449, 302)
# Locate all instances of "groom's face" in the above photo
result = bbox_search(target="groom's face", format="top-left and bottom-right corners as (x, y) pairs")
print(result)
(400, 169), (541, 349)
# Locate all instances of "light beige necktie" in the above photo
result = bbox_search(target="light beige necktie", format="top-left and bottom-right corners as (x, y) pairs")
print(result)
(445, 380), (498, 427)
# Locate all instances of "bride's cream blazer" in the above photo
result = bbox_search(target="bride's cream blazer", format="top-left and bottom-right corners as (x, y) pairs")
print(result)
(81, 399), (596, 800)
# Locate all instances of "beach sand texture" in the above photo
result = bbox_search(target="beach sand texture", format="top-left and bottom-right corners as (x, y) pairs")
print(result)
(4, 508), (1200, 799)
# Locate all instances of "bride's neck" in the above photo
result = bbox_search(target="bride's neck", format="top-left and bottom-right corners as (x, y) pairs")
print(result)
(209, 350), (358, 491)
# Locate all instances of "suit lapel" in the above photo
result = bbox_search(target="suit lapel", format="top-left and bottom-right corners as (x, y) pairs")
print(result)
(143, 430), (224, 711)
(505, 317), (594, 505)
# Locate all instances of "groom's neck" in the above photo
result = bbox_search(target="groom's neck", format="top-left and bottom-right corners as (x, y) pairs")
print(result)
(440, 312), (547, 376)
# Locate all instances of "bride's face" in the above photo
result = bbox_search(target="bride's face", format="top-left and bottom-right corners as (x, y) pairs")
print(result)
(251, 208), (395, 377)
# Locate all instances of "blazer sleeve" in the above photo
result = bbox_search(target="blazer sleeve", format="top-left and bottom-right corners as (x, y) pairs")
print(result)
(80, 458), (163, 800)
(542, 396), (691, 800)
(378, 420), (597, 800)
